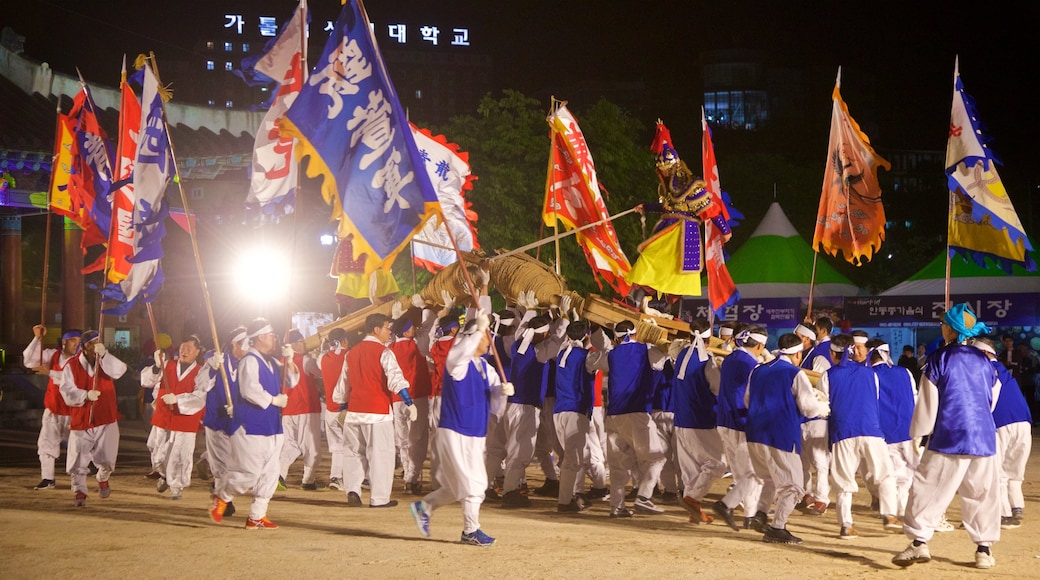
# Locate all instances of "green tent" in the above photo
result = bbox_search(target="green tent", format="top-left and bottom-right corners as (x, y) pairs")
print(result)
(882, 240), (1040, 295)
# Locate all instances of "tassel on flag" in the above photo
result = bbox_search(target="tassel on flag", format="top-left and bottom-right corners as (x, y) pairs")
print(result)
(280, 0), (439, 275)
(410, 125), (479, 271)
(544, 102), (631, 295)
(813, 68), (890, 266)
(243, 0), (308, 220)
(945, 58), (1035, 272)
(701, 109), (740, 317)
(101, 58), (170, 315)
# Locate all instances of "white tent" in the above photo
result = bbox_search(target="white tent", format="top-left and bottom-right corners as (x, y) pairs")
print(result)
(882, 245), (1040, 295)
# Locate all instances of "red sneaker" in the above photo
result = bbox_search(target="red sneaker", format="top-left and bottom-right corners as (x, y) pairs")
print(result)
(245, 516), (278, 530)
(74, 492), (87, 507)
(99, 480), (111, 499)
(210, 495), (228, 523)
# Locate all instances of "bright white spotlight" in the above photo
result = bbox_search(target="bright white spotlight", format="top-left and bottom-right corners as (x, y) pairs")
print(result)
(319, 233), (336, 247)
(233, 244), (292, 304)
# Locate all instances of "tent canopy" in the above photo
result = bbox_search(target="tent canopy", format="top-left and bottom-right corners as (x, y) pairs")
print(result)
(882, 239), (1040, 295)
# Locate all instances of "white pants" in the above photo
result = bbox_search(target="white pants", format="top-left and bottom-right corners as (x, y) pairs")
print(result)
(343, 420), (396, 505)
(800, 419), (830, 504)
(422, 428), (487, 534)
(536, 397), (561, 480)
(406, 398), (431, 485)
(67, 423), (119, 494)
(323, 409), (345, 482)
(652, 410), (679, 493)
(888, 439), (920, 516)
(604, 412), (666, 508)
(146, 425), (171, 474)
(484, 411), (507, 487)
(581, 407), (608, 489)
(554, 411), (590, 503)
(903, 450), (1001, 545)
(428, 395), (442, 483)
(748, 442), (804, 529)
(831, 436), (897, 525)
(160, 430), (197, 492)
(38, 409), (70, 480)
(225, 429), (284, 520)
(503, 402), (539, 492)
(390, 401), (412, 482)
(997, 422), (1032, 515)
(280, 413), (321, 484)
(675, 426), (727, 500)
(205, 427), (233, 496)
(718, 426), (763, 512)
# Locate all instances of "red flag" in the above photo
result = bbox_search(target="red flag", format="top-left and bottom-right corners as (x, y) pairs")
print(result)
(813, 69), (890, 265)
(106, 59), (141, 284)
(701, 109), (739, 317)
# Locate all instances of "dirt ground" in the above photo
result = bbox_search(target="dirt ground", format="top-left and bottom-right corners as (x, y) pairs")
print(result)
(1, 420), (1038, 580)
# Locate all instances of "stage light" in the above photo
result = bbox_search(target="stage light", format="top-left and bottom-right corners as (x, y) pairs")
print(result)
(232, 244), (291, 305)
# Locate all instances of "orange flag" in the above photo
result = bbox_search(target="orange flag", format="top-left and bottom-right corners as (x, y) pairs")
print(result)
(813, 68), (891, 265)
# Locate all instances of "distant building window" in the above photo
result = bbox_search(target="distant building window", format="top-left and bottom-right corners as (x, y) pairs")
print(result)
(242, 43), (249, 52)
(225, 61), (233, 71)
(415, 89), (422, 99)
(207, 99), (215, 106)
(206, 41), (214, 50)
(225, 100), (233, 108)
(206, 61), (214, 71)
(224, 42), (233, 52)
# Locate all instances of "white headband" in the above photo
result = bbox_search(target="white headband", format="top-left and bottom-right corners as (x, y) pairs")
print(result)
(248, 324), (274, 339)
(741, 332), (768, 345)
(696, 329), (711, 339)
(830, 343), (846, 352)
(794, 324), (817, 341)
(779, 344), (804, 355)
(877, 343), (890, 353)
(852, 335), (869, 344)
(719, 327), (734, 337)
(231, 331), (249, 352)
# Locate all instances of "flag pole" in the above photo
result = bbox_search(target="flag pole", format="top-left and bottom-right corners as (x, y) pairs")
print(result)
(40, 96), (63, 366)
(548, 97), (561, 274)
(490, 207), (640, 261)
(944, 191), (953, 309)
(147, 53), (233, 406)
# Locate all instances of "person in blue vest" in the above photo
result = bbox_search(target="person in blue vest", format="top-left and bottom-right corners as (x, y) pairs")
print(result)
(650, 347), (680, 504)
(712, 325), (767, 531)
(202, 326), (247, 523)
(866, 340), (919, 519)
(224, 318), (299, 530)
(552, 320), (608, 512)
(604, 320), (669, 517)
(818, 333), (900, 540)
(409, 312), (513, 546)
(893, 303), (1001, 569)
(798, 318), (832, 516)
(671, 318), (724, 524)
(483, 308), (518, 500)
(745, 333), (831, 544)
(970, 336), (1031, 529)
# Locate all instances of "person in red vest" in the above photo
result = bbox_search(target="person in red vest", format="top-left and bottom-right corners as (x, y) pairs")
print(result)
(278, 329), (324, 491)
(58, 330), (127, 507)
(317, 328), (350, 491)
(23, 326), (81, 491)
(390, 303), (434, 495)
(333, 313), (417, 508)
(140, 335), (207, 499)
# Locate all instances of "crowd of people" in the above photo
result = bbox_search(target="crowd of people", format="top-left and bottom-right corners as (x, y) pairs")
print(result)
(21, 286), (1033, 565)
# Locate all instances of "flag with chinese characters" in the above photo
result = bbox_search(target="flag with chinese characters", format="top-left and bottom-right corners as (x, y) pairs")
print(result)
(410, 125), (479, 271)
(945, 60), (1035, 272)
(544, 103), (631, 295)
(244, 0), (307, 218)
(701, 109), (740, 317)
(105, 57), (141, 286)
(813, 68), (890, 266)
(280, 0), (439, 275)
(101, 59), (169, 315)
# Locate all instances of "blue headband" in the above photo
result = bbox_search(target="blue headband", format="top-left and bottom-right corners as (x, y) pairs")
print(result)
(81, 330), (100, 344)
(61, 330), (82, 341)
(943, 303), (991, 343)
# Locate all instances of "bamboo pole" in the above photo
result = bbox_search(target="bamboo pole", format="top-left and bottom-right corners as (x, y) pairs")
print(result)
(40, 96), (62, 366)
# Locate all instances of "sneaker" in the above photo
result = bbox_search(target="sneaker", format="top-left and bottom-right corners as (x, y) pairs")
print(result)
(763, 526), (803, 545)
(224, 501), (236, 518)
(633, 496), (664, 515)
(34, 479), (55, 490)
(659, 491), (680, 505)
(557, 498), (585, 513)
(1000, 516), (1021, 529)
(795, 494), (812, 510)
(746, 511), (768, 532)
(409, 501), (431, 537)
(98, 480), (111, 498)
(346, 491), (363, 507)
(712, 501), (740, 531)
(839, 525), (858, 540)
(501, 490), (531, 508)
(370, 500), (398, 508)
(518, 481), (529, 495)
(301, 482), (319, 491)
(934, 514), (955, 532)
(157, 477), (169, 493)
(586, 486), (609, 501)
(145, 470), (162, 480)
(169, 488), (182, 500)
(460, 529), (495, 546)
(1011, 507), (1023, 520)
(328, 478), (344, 491)
(892, 542), (930, 567)
(609, 506), (634, 518)
(245, 516), (279, 530)
(805, 501), (828, 516)
(484, 488), (502, 501)
(74, 492), (87, 507)
(276, 476), (287, 491)
(361, 478), (370, 490)
(533, 479), (559, 497)
(882, 515), (903, 530)
(975, 549), (995, 569)
(681, 496), (713, 524)
(210, 496), (228, 523)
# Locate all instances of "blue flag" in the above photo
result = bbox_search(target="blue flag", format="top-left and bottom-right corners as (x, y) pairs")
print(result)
(281, 0), (439, 274)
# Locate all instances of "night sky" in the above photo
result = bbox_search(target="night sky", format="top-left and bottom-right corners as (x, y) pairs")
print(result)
(4, 1), (1038, 208)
